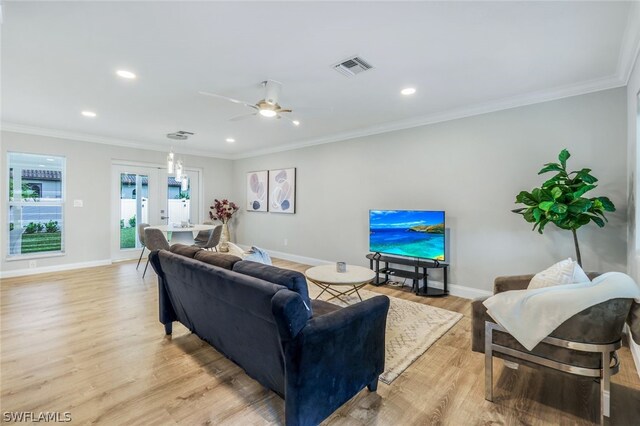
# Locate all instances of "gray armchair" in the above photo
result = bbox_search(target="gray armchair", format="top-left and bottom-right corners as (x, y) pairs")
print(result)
(471, 273), (639, 425)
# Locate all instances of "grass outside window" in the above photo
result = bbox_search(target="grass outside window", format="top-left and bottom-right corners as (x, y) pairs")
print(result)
(21, 232), (62, 254)
(120, 227), (135, 249)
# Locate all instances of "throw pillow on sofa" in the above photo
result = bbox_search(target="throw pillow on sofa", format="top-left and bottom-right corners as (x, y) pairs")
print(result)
(232, 260), (313, 317)
(528, 258), (590, 289)
(194, 250), (242, 270)
(169, 244), (202, 259)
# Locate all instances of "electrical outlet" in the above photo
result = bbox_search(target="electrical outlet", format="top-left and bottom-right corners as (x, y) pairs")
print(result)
(284, 238), (288, 246)
(28, 260), (37, 269)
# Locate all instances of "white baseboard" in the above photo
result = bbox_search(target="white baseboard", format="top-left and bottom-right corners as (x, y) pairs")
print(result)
(0, 259), (112, 279)
(239, 244), (491, 300)
(628, 324), (640, 380)
(265, 248), (334, 267)
(419, 280), (492, 299)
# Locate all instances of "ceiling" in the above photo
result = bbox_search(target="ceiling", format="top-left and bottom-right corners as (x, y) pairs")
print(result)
(2, 1), (639, 159)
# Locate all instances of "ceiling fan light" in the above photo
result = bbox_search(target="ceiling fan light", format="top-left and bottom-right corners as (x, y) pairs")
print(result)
(259, 109), (277, 118)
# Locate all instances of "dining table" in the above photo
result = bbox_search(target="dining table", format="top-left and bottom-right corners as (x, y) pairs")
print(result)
(146, 223), (217, 245)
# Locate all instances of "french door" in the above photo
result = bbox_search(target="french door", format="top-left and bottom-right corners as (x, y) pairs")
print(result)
(111, 163), (201, 260)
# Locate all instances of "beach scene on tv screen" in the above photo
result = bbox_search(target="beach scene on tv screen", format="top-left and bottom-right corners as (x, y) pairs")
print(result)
(369, 210), (445, 261)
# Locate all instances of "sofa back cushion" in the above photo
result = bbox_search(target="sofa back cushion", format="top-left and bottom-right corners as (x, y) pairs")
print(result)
(169, 244), (201, 259)
(156, 250), (289, 394)
(194, 250), (242, 270)
(233, 260), (312, 318)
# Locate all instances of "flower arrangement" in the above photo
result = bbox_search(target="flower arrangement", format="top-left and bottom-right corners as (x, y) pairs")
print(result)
(209, 199), (239, 223)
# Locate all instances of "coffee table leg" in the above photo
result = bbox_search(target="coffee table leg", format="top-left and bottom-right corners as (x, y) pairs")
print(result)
(315, 284), (329, 300)
(353, 285), (363, 301)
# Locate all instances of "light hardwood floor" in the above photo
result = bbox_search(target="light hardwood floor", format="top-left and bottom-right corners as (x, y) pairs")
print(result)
(1, 259), (639, 425)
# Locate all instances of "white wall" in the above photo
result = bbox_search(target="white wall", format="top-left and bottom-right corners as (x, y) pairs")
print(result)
(232, 88), (628, 293)
(626, 53), (640, 376)
(628, 57), (640, 283)
(0, 131), (233, 275)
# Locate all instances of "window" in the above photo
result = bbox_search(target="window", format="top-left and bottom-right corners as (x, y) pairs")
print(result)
(8, 153), (65, 257)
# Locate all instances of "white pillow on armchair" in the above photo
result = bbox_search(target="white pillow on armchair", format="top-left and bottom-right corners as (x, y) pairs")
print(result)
(528, 258), (590, 290)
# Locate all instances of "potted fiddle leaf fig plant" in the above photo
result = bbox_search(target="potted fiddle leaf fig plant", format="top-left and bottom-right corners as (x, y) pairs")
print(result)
(512, 149), (615, 267)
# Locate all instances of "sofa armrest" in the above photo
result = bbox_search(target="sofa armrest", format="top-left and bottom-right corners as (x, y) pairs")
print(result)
(471, 297), (492, 353)
(551, 298), (632, 344)
(494, 272), (601, 294)
(494, 275), (533, 293)
(149, 250), (178, 334)
(282, 295), (390, 426)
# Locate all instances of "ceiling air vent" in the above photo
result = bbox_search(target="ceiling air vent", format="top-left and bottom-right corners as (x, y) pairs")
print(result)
(333, 56), (373, 77)
(166, 131), (194, 140)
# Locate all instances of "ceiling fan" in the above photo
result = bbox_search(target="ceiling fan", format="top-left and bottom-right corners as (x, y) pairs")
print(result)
(199, 80), (300, 126)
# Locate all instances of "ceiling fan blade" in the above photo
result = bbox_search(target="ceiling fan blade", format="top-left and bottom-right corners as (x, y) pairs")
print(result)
(278, 114), (299, 126)
(278, 109), (293, 114)
(229, 112), (257, 122)
(198, 91), (258, 110)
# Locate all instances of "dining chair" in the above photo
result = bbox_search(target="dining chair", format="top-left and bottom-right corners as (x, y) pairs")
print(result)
(136, 223), (150, 270)
(143, 228), (170, 278)
(194, 229), (211, 244)
(193, 225), (222, 251)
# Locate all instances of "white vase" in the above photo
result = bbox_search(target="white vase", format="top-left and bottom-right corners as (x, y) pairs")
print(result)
(219, 222), (230, 252)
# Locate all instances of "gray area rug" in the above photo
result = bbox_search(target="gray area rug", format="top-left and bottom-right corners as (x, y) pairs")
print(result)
(307, 284), (463, 384)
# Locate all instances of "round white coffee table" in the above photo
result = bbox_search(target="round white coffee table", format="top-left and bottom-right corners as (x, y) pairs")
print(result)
(305, 264), (376, 304)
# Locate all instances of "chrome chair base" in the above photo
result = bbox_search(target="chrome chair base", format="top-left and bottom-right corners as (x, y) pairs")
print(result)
(484, 321), (620, 425)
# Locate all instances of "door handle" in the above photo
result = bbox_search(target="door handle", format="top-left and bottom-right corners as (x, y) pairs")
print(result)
(160, 216), (169, 220)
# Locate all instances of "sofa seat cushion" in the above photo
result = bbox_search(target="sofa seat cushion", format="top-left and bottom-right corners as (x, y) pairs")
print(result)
(233, 260), (313, 318)
(194, 251), (242, 270)
(311, 299), (341, 317)
(169, 244), (202, 258)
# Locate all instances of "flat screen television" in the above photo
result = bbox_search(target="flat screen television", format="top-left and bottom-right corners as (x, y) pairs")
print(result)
(369, 210), (445, 261)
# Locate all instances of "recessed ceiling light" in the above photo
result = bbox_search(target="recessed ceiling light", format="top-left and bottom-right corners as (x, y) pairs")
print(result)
(81, 111), (97, 118)
(38, 164), (46, 167)
(46, 158), (54, 162)
(401, 87), (416, 96)
(225, 138), (235, 143)
(292, 120), (300, 126)
(116, 70), (136, 79)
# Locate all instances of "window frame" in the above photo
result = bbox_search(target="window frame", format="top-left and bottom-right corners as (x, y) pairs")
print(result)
(6, 152), (66, 260)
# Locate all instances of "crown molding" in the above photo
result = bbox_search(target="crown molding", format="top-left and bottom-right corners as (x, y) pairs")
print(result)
(231, 74), (625, 160)
(0, 122), (233, 160)
(618, 0), (640, 84)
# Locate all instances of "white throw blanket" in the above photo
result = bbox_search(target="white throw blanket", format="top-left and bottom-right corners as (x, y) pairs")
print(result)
(483, 272), (640, 351)
(225, 242), (273, 265)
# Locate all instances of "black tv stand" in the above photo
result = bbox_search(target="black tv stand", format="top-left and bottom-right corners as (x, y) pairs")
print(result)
(366, 253), (449, 297)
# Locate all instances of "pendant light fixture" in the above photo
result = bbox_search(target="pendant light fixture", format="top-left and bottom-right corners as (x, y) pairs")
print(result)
(175, 159), (183, 182)
(166, 131), (194, 192)
(167, 149), (175, 174)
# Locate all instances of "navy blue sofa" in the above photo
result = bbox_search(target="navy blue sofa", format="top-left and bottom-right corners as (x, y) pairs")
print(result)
(149, 249), (390, 426)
